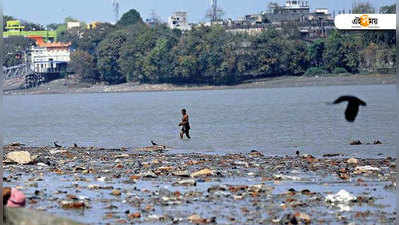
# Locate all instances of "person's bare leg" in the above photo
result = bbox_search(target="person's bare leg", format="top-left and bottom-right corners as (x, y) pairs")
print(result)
(180, 131), (184, 139)
(186, 130), (191, 139)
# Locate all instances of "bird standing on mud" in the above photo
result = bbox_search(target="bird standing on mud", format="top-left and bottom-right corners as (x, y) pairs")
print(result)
(333, 96), (367, 122)
(54, 141), (62, 148)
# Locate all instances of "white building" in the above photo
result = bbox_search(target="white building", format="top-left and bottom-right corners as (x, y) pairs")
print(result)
(29, 41), (71, 73)
(314, 8), (329, 14)
(168, 11), (192, 31)
(67, 21), (81, 30)
(285, 0), (309, 9)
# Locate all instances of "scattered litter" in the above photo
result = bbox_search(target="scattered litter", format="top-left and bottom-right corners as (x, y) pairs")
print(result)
(325, 190), (356, 204)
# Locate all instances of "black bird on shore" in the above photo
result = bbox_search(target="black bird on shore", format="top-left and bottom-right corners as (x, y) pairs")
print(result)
(333, 96), (367, 122)
(296, 150), (300, 156)
(54, 141), (62, 148)
(73, 143), (78, 148)
(151, 140), (157, 146)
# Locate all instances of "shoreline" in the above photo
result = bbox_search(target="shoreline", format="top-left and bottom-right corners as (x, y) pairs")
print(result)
(4, 73), (396, 96)
(4, 144), (396, 224)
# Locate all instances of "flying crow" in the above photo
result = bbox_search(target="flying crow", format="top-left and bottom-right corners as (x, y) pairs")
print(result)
(333, 96), (367, 122)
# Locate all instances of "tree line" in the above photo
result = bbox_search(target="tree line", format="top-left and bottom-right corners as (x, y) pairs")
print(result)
(3, 3), (396, 85)
(68, 5), (396, 85)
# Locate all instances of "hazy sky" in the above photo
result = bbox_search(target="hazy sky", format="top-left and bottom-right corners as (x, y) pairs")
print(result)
(4, 0), (395, 25)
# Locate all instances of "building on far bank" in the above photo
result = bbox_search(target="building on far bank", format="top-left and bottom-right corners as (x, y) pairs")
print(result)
(298, 8), (335, 38)
(223, 0), (334, 38)
(27, 36), (71, 74)
(263, 0), (334, 38)
(268, 0), (310, 15)
(87, 21), (103, 30)
(67, 21), (81, 30)
(264, 0), (331, 24)
(168, 11), (192, 31)
(5, 20), (25, 31)
(4, 20), (57, 42)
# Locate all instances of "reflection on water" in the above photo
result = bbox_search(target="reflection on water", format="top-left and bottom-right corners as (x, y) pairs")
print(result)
(4, 84), (396, 157)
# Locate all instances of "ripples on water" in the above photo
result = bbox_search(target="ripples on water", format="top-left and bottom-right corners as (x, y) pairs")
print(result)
(4, 85), (396, 157)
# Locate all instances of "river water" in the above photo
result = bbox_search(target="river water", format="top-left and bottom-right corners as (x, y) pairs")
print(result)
(4, 84), (397, 157)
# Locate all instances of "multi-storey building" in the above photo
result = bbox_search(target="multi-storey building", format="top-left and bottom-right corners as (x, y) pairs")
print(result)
(225, 0), (334, 38)
(28, 36), (71, 74)
(4, 20), (57, 42)
(168, 11), (192, 31)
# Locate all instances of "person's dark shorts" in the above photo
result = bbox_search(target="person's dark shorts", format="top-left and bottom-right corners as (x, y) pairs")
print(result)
(182, 124), (190, 133)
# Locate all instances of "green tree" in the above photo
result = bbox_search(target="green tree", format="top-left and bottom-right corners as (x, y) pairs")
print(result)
(57, 26), (86, 49)
(118, 24), (180, 83)
(118, 25), (157, 82)
(96, 30), (128, 84)
(3, 37), (35, 67)
(77, 23), (115, 54)
(282, 40), (309, 75)
(116, 9), (143, 27)
(323, 31), (360, 73)
(70, 50), (98, 83)
(141, 38), (174, 83)
(217, 41), (240, 84)
(308, 39), (325, 67)
(174, 55), (199, 83)
(56, 24), (67, 37)
(360, 30), (395, 48)
(173, 26), (250, 84)
(252, 28), (285, 77)
(172, 26), (229, 84)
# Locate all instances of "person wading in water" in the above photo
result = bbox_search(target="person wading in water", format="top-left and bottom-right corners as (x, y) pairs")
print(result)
(179, 109), (191, 139)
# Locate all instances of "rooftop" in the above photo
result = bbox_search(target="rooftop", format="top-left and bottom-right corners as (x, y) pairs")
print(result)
(28, 36), (71, 48)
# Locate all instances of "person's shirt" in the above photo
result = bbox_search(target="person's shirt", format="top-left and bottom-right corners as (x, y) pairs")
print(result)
(181, 114), (189, 126)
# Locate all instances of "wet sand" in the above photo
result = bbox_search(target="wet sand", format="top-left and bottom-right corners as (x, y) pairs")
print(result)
(4, 144), (396, 224)
(4, 74), (396, 96)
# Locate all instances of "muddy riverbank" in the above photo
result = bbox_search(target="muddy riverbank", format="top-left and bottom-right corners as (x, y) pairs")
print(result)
(4, 73), (396, 96)
(3, 143), (396, 224)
